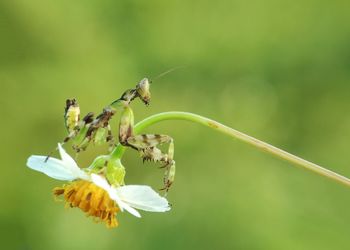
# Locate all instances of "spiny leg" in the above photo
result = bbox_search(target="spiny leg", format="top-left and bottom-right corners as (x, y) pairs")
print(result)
(127, 134), (172, 150)
(160, 139), (175, 193)
(106, 124), (115, 152)
(67, 112), (95, 153)
(45, 99), (82, 162)
(126, 134), (176, 192)
(72, 108), (115, 153)
(162, 163), (175, 195)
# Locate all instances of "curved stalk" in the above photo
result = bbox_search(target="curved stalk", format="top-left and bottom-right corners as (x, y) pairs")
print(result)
(111, 111), (350, 188)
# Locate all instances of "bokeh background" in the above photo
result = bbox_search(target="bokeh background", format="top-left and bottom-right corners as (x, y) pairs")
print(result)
(1, 0), (350, 249)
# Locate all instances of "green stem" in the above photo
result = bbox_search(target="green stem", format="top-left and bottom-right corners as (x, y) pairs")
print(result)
(111, 111), (350, 188)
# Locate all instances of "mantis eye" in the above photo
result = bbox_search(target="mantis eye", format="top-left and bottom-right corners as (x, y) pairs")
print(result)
(136, 78), (151, 105)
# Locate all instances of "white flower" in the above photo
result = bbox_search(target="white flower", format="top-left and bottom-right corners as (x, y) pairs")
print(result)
(27, 144), (89, 181)
(26, 144), (170, 227)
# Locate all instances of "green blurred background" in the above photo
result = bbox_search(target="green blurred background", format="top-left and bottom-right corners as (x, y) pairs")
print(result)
(1, 0), (350, 249)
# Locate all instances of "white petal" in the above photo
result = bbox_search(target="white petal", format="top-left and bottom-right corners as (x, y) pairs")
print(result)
(57, 144), (89, 180)
(91, 174), (112, 193)
(90, 174), (141, 217)
(57, 144), (76, 167)
(117, 201), (141, 218)
(27, 155), (76, 181)
(109, 190), (141, 217)
(116, 185), (171, 212)
(58, 143), (78, 167)
(90, 174), (168, 217)
(90, 174), (122, 211)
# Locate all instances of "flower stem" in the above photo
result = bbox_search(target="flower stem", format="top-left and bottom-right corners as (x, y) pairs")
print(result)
(111, 111), (350, 188)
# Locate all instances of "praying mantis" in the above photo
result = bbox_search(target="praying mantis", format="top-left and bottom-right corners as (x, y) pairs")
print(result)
(47, 78), (176, 192)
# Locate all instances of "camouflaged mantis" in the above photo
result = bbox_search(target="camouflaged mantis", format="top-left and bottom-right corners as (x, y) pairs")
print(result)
(46, 78), (176, 192)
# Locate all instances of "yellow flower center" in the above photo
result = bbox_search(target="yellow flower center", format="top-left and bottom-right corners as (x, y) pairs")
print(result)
(53, 180), (120, 228)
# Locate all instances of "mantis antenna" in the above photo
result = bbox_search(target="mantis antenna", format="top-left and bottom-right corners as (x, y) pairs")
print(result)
(150, 66), (185, 82)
